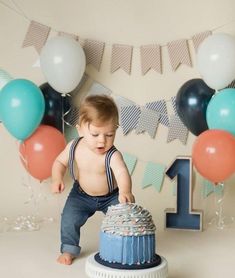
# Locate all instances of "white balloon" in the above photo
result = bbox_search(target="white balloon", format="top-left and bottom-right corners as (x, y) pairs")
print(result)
(197, 33), (235, 90)
(40, 36), (86, 94)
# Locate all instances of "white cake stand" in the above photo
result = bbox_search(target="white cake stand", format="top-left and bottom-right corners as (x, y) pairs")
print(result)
(85, 253), (168, 278)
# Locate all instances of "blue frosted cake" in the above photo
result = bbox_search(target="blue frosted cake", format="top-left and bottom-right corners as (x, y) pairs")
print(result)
(96, 203), (160, 269)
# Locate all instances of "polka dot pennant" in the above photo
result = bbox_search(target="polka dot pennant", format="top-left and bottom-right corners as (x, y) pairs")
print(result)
(145, 100), (169, 127)
(167, 114), (188, 145)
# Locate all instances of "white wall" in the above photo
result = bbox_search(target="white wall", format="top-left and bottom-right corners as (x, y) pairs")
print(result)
(1, 0), (235, 231)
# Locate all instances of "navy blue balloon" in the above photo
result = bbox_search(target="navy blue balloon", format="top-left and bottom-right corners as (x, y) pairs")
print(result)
(176, 79), (215, 136)
(40, 83), (71, 132)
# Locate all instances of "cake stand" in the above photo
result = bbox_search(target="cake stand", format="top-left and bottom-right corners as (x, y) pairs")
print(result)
(85, 253), (168, 278)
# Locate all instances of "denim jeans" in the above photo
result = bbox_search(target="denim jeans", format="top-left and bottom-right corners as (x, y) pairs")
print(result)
(60, 181), (119, 256)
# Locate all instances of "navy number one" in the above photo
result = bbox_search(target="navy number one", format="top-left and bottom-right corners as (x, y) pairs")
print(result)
(165, 156), (203, 231)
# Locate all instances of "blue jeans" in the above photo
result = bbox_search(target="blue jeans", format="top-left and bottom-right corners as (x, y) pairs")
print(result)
(60, 181), (119, 256)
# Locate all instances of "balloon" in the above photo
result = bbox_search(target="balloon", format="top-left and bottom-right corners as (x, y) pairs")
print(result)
(206, 88), (235, 135)
(40, 83), (71, 132)
(40, 36), (86, 94)
(197, 33), (235, 90)
(176, 79), (214, 136)
(19, 125), (66, 181)
(0, 79), (45, 140)
(192, 129), (235, 183)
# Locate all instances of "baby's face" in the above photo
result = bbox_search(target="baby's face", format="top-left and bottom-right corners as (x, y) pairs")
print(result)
(79, 121), (117, 155)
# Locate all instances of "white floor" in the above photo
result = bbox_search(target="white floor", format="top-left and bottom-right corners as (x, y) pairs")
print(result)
(1, 217), (235, 278)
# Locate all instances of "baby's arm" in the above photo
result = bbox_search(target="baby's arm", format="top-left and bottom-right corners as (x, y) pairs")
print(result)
(110, 151), (135, 203)
(51, 141), (72, 193)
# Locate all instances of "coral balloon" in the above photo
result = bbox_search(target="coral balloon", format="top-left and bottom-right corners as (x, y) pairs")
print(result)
(192, 129), (235, 183)
(19, 125), (66, 181)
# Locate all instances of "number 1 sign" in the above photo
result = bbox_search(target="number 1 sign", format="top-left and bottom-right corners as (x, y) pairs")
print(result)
(165, 156), (203, 231)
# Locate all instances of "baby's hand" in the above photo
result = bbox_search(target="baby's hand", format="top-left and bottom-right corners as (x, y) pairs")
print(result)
(118, 192), (135, 203)
(51, 180), (65, 194)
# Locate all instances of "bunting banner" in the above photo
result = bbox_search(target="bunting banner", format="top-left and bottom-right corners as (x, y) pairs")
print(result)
(140, 44), (162, 75)
(88, 80), (112, 96)
(202, 180), (224, 198)
(120, 105), (141, 135)
(58, 31), (79, 41)
(111, 44), (133, 74)
(171, 96), (177, 115)
(122, 153), (137, 175)
(167, 39), (192, 71)
(167, 114), (189, 144)
(84, 39), (105, 71)
(145, 100), (169, 127)
(114, 95), (136, 109)
(141, 162), (166, 192)
(22, 20), (51, 53)
(135, 107), (160, 138)
(192, 31), (212, 52)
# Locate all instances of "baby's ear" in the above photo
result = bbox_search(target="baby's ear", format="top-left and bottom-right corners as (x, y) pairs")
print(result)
(76, 124), (83, 136)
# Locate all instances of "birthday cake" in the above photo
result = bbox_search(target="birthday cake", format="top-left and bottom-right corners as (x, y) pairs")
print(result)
(95, 203), (161, 269)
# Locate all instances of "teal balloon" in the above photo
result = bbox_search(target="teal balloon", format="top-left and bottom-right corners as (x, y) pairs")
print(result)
(0, 79), (45, 140)
(206, 88), (235, 135)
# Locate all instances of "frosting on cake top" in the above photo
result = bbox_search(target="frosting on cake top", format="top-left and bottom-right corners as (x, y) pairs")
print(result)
(101, 203), (156, 236)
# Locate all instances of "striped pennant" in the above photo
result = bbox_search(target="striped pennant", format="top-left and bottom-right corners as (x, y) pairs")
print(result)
(145, 100), (169, 126)
(22, 20), (51, 54)
(167, 39), (192, 71)
(114, 96), (136, 109)
(58, 31), (79, 41)
(136, 108), (160, 138)
(122, 153), (137, 175)
(88, 80), (112, 96)
(84, 39), (105, 71)
(227, 79), (235, 88)
(140, 44), (162, 75)
(171, 96), (177, 115)
(111, 44), (133, 74)
(142, 162), (166, 192)
(192, 31), (212, 52)
(120, 105), (141, 135)
(63, 106), (79, 127)
(167, 114), (188, 145)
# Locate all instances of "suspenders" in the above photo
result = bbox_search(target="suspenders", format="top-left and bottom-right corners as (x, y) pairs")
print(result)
(68, 138), (117, 194)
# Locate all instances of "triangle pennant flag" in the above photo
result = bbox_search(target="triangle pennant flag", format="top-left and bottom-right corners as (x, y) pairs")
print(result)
(145, 100), (169, 127)
(120, 105), (141, 135)
(167, 114), (189, 144)
(22, 20), (51, 54)
(123, 153), (137, 175)
(167, 39), (192, 71)
(140, 44), (162, 75)
(111, 44), (133, 74)
(136, 108), (160, 138)
(84, 39), (105, 71)
(192, 31), (212, 52)
(141, 162), (166, 192)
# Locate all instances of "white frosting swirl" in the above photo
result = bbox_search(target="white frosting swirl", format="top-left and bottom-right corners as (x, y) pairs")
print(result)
(101, 203), (156, 236)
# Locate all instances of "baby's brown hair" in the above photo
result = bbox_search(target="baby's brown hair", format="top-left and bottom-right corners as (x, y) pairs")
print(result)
(78, 95), (119, 127)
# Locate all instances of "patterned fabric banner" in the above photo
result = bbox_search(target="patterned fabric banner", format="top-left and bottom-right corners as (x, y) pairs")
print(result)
(140, 44), (162, 75)
(111, 44), (133, 74)
(84, 39), (105, 71)
(167, 114), (188, 144)
(123, 153), (137, 175)
(192, 31), (212, 52)
(120, 105), (141, 135)
(145, 100), (169, 126)
(58, 31), (79, 41)
(171, 96), (177, 115)
(136, 108), (160, 138)
(22, 21), (51, 53)
(167, 39), (192, 71)
(202, 180), (224, 198)
(114, 96), (136, 109)
(88, 80), (112, 96)
(142, 162), (166, 192)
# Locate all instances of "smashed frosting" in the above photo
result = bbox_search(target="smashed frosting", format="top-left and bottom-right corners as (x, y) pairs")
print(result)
(101, 203), (156, 236)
